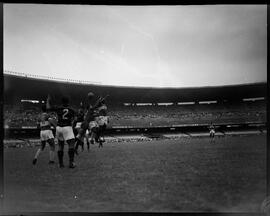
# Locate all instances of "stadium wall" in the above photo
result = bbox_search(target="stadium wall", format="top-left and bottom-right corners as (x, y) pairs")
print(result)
(4, 74), (267, 106)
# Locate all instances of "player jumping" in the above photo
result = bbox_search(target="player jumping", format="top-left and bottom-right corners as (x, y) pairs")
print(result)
(32, 105), (56, 165)
(74, 102), (90, 154)
(88, 110), (100, 145)
(46, 95), (76, 168)
(95, 99), (109, 147)
(76, 92), (108, 147)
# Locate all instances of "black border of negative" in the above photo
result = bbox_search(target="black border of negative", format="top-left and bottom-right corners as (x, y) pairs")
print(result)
(0, 2), (268, 216)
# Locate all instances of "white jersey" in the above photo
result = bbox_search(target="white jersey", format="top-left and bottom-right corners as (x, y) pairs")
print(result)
(39, 112), (51, 130)
(89, 121), (99, 130)
(97, 116), (108, 126)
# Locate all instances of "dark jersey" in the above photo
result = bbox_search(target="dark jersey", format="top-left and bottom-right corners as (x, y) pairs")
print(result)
(49, 106), (75, 127)
(80, 98), (104, 131)
(76, 109), (85, 123)
(83, 99), (103, 123)
(84, 105), (95, 123)
(80, 107), (95, 131)
(97, 104), (107, 116)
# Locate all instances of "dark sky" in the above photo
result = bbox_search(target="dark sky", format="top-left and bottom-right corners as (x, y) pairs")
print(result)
(4, 4), (267, 87)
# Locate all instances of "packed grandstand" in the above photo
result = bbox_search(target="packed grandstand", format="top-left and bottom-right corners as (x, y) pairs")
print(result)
(4, 101), (266, 129)
(4, 71), (267, 131)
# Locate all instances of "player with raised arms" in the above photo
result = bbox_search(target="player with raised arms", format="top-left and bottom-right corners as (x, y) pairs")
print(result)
(46, 95), (76, 168)
(74, 101), (90, 154)
(75, 93), (104, 141)
(75, 92), (94, 141)
(32, 104), (56, 165)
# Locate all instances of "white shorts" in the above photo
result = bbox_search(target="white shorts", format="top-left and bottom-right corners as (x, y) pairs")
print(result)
(89, 121), (99, 130)
(56, 126), (75, 141)
(75, 122), (82, 129)
(97, 116), (108, 126)
(40, 130), (54, 141)
(210, 129), (215, 134)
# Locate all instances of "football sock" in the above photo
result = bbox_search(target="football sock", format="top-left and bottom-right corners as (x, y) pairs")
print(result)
(68, 149), (76, 168)
(74, 144), (78, 151)
(32, 158), (37, 165)
(68, 149), (75, 163)
(57, 150), (64, 166)
(81, 140), (84, 151)
(49, 150), (55, 161)
(34, 148), (41, 159)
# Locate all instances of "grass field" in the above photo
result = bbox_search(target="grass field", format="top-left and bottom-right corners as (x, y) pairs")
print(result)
(3, 134), (266, 213)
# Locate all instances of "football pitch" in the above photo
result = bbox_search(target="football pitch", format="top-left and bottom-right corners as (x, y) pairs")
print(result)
(3, 134), (266, 213)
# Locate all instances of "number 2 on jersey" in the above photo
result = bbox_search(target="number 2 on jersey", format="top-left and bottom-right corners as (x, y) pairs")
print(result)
(62, 109), (69, 120)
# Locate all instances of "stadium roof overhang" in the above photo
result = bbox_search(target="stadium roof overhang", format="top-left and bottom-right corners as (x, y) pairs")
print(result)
(4, 74), (267, 105)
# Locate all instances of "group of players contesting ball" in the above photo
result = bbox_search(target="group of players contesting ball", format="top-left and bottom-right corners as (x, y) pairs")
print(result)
(32, 91), (216, 169)
(32, 92), (109, 169)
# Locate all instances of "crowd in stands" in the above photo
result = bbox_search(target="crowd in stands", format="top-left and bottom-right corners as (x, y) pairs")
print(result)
(4, 101), (266, 128)
(4, 106), (40, 128)
(108, 102), (266, 127)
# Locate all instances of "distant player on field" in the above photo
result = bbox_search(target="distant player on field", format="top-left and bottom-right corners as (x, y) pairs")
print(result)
(209, 122), (215, 138)
(46, 95), (76, 168)
(32, 104), (56, 165)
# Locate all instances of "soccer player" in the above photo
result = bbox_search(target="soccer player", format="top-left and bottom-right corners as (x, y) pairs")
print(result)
(46, 95), (76, 168)
(76, 92), (102, 142)
(74, 102), (90, 154)
(32, 105), (56, 165)
(96, 100), (109, 147)
(88, 111), (100, 145)
(209, 122), (215, 138)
